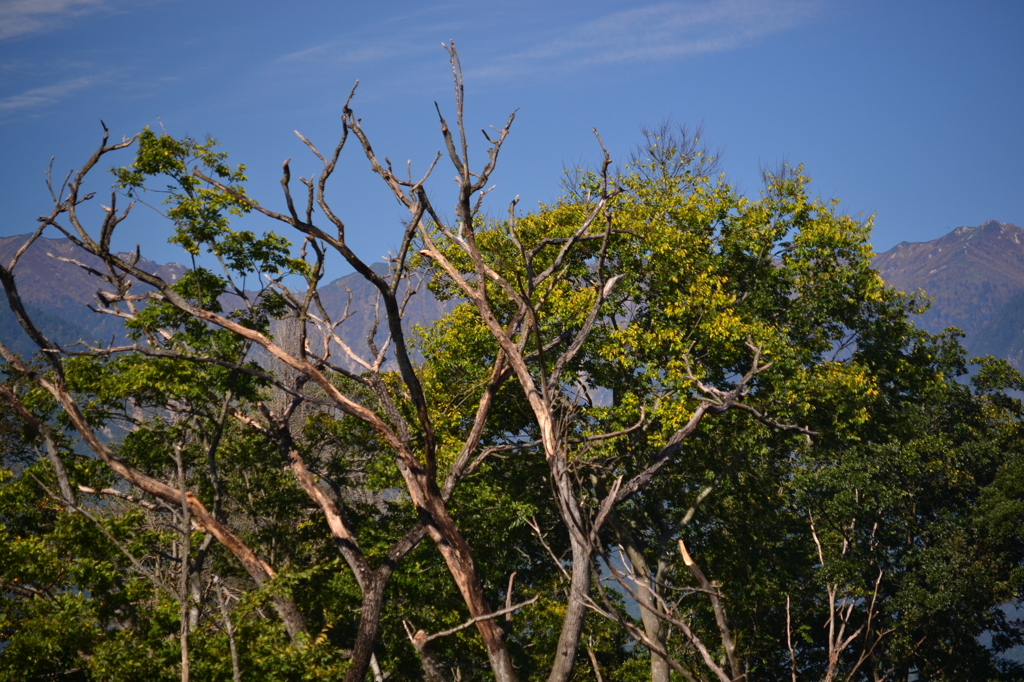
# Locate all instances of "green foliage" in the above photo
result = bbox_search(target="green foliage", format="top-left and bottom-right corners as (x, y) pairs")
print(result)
(112, 127), (307, 280)
(420, 143), (1024, 679)
(1, 125), (1021, 682)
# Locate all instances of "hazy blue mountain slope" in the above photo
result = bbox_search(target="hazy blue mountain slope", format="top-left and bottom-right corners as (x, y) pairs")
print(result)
(0, 234), (186, 350)
(0, 299), (95, 358)
(973, 290), (1024, 368)
(0, 235), (448, 367)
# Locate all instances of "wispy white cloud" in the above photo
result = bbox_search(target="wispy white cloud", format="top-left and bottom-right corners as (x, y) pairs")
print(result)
(273, 5), (460, 67)
(0, 0), (110, 41)
(277, 44), (395, 66)
(467, 0), (818, 80)
(0, 75), (98, 112)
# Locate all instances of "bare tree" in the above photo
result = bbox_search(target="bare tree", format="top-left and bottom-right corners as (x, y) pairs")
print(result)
(327, 45), (810, 682)
(0, 44), (823, 682)
(0, 45), (528, 682)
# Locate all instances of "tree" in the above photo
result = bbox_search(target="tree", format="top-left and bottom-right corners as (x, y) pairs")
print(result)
(1, 44), (1021, 681)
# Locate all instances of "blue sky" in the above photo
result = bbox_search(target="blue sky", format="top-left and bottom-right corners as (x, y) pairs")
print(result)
(1, 0), (1021, 278)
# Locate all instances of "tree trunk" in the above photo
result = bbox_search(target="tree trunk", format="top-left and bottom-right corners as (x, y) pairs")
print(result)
(421, 496), (517, 682)
(344, 575), (389, 682)
(547, 532), (591, 682)
(607, 514), (670, 682)
(271, 595), (308, 642)
(215, 578), (241, 682)
(175, 447), (191, 682)
(546, 459), (592, 682)
(398, 458), (517, 682)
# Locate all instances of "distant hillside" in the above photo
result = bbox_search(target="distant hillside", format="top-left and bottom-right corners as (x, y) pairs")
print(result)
(0, 234), (187, 355)
(871, 220), (1024, 366)
(0, 234), (448, 365)
(973, 290), (1024, 369)
(872, 220), (1024, 337)
(5, 223), (1024, 370)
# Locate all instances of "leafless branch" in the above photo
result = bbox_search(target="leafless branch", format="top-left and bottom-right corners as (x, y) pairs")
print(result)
(525, 516), (570, 581)
(678, 538), (740, 680)
(417, 596), (539, 644)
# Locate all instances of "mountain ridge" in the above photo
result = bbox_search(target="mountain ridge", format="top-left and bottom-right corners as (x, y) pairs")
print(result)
(4, 222), (1024, 368)
(871, 220), (1024, 339)
(0, 234), (448, 363)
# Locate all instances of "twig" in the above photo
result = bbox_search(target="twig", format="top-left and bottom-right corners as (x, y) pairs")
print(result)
(526, 516), (570, 581)
(586, 639), (604, 682)
(414, 596), (539, 644)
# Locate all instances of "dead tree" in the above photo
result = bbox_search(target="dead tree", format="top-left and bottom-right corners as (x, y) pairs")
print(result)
(0, 45), (527, 682)
(0, 44), (818, 681)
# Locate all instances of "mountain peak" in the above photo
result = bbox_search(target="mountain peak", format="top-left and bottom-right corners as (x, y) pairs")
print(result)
(948, 219), (1019, 239)
(872, 220), (1024, 338)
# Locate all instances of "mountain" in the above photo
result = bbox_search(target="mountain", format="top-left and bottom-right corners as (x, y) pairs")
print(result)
(0, 234), (448, 365)
(871, 220), (1024, 365)
(871, 220), (1024, 337)
(972, 290), (1024, 368)
(5, 222), (1024, 369)
(0, 235), (187, 356)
